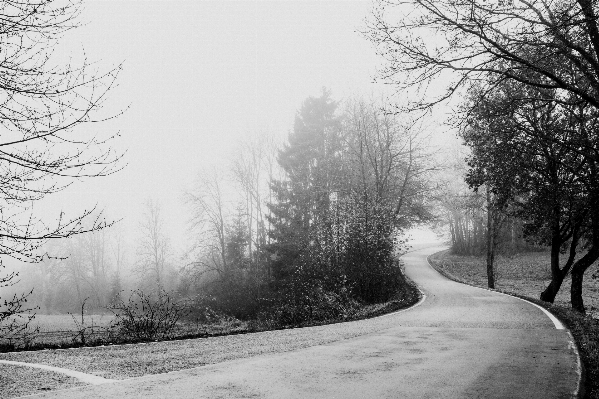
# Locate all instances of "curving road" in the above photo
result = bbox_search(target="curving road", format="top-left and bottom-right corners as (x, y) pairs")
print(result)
(33, 244), (580, 398)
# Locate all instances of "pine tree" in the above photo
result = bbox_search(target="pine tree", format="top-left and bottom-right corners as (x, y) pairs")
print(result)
(267, 89), (341, 282)
(226, 205), (250, 271)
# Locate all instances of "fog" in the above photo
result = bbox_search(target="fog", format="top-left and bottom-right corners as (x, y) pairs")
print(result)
(39, 1), (394, 254)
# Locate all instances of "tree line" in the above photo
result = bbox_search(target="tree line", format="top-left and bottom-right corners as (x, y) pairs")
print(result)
(0, 0), (436, 333)
(7, 201), (178, 315)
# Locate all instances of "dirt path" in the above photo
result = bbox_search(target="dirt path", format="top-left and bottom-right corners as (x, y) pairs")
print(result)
(26, 244), (581, 398)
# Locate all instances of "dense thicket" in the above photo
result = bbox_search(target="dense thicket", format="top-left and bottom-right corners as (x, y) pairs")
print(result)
(183, 92), (432, 325)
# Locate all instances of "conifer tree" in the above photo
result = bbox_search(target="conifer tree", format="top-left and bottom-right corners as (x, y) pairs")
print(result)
(267, 89), (341, 282)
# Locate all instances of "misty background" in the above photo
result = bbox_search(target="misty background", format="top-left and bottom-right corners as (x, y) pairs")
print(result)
(43, 1), (408, 251)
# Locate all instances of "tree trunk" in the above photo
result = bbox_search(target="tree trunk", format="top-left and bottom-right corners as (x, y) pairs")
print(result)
(540, 275), (566, 303)
(570, 247), (599, 313)
(571, 268), (586, 313)
(541, 228), (578, 303)
(486, 189), (495, 289)
(541, 218), (563, 303)
(570, 245), (599, 313)
(569, 192), (599, 313)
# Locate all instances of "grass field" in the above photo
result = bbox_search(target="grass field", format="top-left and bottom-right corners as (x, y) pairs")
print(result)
(429, 249), (599, 399)
(29, 314), (115, 332)
(1, 314), (116, 348)
(1, 312), (252, 351)
(429, 250), (599, 318)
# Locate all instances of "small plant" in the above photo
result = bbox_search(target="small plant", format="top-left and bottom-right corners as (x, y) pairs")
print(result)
(69, 298), (100, 346)
(108, 289), (188, 341)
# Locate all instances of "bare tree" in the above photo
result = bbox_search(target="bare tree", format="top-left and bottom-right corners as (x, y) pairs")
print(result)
(136, 200), (171, 292)
(186, 168), (230, 277)
(0, 0), (124, 333)
(109, 225), (127, 303)
(0, 0), (123, 263)
(366, 0), (599, 111)
(342, 98), (434, 226)
(82, 230), (111, 308)
(60, 237), (87, 309)
(231, 133), (281, 276)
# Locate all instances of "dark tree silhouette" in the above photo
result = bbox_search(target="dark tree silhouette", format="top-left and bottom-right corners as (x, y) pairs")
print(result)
(461, 80), (595, 308)
(368, 0), (599, 313)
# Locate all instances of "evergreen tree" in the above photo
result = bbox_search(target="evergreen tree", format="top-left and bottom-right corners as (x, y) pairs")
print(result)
(226, 205), (250, 271)
(267, 89), (341, 282)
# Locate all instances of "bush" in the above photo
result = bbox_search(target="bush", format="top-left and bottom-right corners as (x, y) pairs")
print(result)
(258, 277), (359, 327)
(108, 289), (188, 341)
(181, 296), (244, 329)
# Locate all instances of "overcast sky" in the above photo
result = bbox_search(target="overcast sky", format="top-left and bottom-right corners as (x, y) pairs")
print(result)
(42, 0), (395, 257)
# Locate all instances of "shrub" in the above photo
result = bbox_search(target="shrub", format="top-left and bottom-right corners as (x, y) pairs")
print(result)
(258, 277), (359, 327)
(108, 289), (188, 341)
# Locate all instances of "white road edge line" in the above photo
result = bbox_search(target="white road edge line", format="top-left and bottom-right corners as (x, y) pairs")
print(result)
(375, 250), (430, 319)
(376, 290), (427, 319)
(425, 250), (564, 330)
(485, 290), (584, 397)
(504, 294), (564, 329)
(489, 288), (584, 398)
(425, 249), (581, 397)
(566, 330), (584, 398)
(0, 359), (117, 385)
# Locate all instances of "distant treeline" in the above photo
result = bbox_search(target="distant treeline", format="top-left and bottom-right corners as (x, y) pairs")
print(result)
(443, 189), (540, 257)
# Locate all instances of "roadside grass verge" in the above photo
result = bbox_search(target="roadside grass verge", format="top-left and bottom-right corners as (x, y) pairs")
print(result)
(428, 250), (599, 399)
(0, 363), (85, 398)
(0, 269), (420, 398)
(0, 314), (250, 352)
(1, 278), (419, 354)
(0, 285), (419, 379)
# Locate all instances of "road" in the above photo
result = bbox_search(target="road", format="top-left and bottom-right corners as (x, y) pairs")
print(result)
(32, 244), (580, 398)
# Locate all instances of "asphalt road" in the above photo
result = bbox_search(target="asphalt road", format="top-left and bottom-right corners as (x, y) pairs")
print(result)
(31, 244), (580, 398)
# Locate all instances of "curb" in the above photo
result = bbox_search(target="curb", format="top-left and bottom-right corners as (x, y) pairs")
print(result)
(0, 359), (117, 385)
